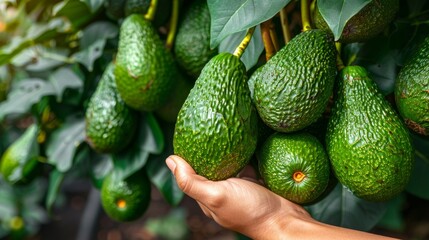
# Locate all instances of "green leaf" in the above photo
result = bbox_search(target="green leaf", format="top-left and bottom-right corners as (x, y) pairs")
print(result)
(45, 169), (65, 213)
(405, 133), (429, 199)
(53, 0), (94, 29)
(90, 153), (113, 189)
(376, 194), (405, 231)
(146, 122), (183, 206)
(306, 183), (387, 231)
(46, 116), (86, 172)
(0, 37), (33, 66)
(111, 114), (164, 179)
(80, 21), (118, 48)
(49, 67), (83, 101)
(208, 0), (292, 48)
(219, 25), (264, 70)
(12, 46), (71, 71)
(82, 0), (105, 12)
(317, 0), (371, 41)
(72, 39), (106, 72)
(0, 79), (56, 121)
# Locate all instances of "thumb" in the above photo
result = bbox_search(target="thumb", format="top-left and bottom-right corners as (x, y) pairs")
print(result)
(166, 155), (214, 201)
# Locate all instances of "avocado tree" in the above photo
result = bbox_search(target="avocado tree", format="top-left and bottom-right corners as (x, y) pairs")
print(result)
(0, 0), (428, 239)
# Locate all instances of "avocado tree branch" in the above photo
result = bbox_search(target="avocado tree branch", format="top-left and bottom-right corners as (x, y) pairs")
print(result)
(336, 42), (345, 71)
(166, 0), (179, 50)
(280, 7), (292, 44)
(301, 0), (311, 32)
(144, 0), (158, 21)
(261, 20), (277, 61)
(233, 26), (256, 59)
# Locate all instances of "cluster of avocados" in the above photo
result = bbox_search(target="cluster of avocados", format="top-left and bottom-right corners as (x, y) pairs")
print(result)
(174, 0), (427, 206)
(80, 0), (428, 222)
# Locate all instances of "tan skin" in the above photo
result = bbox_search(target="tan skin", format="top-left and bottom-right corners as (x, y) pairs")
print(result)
(165, 155), (398, 240)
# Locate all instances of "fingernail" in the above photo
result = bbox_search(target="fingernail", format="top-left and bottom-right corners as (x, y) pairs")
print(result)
(166, 157), (176, 172)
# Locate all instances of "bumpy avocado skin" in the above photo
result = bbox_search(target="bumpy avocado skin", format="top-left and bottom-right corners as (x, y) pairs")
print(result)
(85, 63), (138, 153)
(115, 14), (176, 112)
(174, 1), (217, 78)
(314, 0), (399, 43)
(395, 36), (429, 136)
(253, 29), (336, 133)
(326, 66), (413, 202)
(173, 53), (258, 181)
(258, 132), (330, 205)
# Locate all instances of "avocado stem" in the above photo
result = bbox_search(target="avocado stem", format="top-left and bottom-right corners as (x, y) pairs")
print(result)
(269, 21), (280, 51)
(335, 42), (345, 71)
(165, 0), (179, 50)
(233, 26), (256, 59)
(144, 0), (158, 21)
(300, 0), (311, 32)
(280, 7), (292, 44)
(261, 20), (277, 60)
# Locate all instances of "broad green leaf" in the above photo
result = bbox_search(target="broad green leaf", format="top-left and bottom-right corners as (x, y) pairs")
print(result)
(306, 183), (387, 231)
(111, 114), (163, 179)
(208, 0), (291, 48)
(72, 39), (106, 71)
(80, 21), (118, 49)
(49, 67), (83, 101)
(219, 25), (264, 70)
(46, 117), (86, 172)
(0, 79), (56, 121)
(45, 169), (65, 213)
(146, 122), (183, 206)
(25, 18), (71, 42)
(405, 133), (429, 199)
(317, 0), (371, 41)
(53, 0), (93, 29)
(11, 46), (71, 71)
(0, 37), (33, 66)
(90, 153), (113, 189)
(82, 0), (105, 12)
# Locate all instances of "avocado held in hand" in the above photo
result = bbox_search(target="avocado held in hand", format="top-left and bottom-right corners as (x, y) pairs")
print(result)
(85, 63), (138, 153)
(326, 66), (413, 202)
(115, 14), (176, 112)
(253, 29), (336, 133)
(395, 36), (429, 136)
(258, 132), (330, 205)
(173, 53), (258, 181)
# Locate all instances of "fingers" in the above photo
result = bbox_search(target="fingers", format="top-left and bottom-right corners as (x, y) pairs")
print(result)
(166, 155), (219, 203)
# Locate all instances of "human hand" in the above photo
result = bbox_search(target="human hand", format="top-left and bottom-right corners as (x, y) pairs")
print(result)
(165, 155), (311, 239)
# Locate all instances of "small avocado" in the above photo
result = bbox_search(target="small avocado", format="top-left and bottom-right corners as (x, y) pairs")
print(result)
(101, 170), (151, 222)
(394, 36), (429, 136)
(85, 63), (138, 153)
(0, 125), (40, 185)
(253, 29), (337, 133)
(173, 53), (258, 181)
(313, 0), (399, 43)
(258, 132), (330, 205)
(115, 14), (176, 112)
(326, 66), (414, 202)
(174, 0), (217, 78)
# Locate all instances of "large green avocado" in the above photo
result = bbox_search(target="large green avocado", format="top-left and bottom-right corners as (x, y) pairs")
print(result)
(258, 132), (330, 205)
(115, 14), (176, 112)
(85, 63), (138, 153)
(394, 36), (429, 136)
(173, 53), (258, 181)
(174, 0), (217, 79)
(313, 0), (399, 43)
(326, 66), (414, 202)
(253, 29), (336, 133)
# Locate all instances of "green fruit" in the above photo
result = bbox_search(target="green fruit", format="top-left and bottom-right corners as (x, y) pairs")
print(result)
(394, 36), (429, 136)
(101, 170), (151, 222)
(115, 14), (176, 111)
(155, 72), (192, 123)
(0, 125), (40, 185)
(173, 53), (258, 181)
(125, 0), (150, 16)
(253, 29), (336, 133)
(313, 0), (399, 43)
(258, 132), (330, 205)
(326, 66), (413, 202)
(174, 0), (217, 78)
(85, 63), (138, 153)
